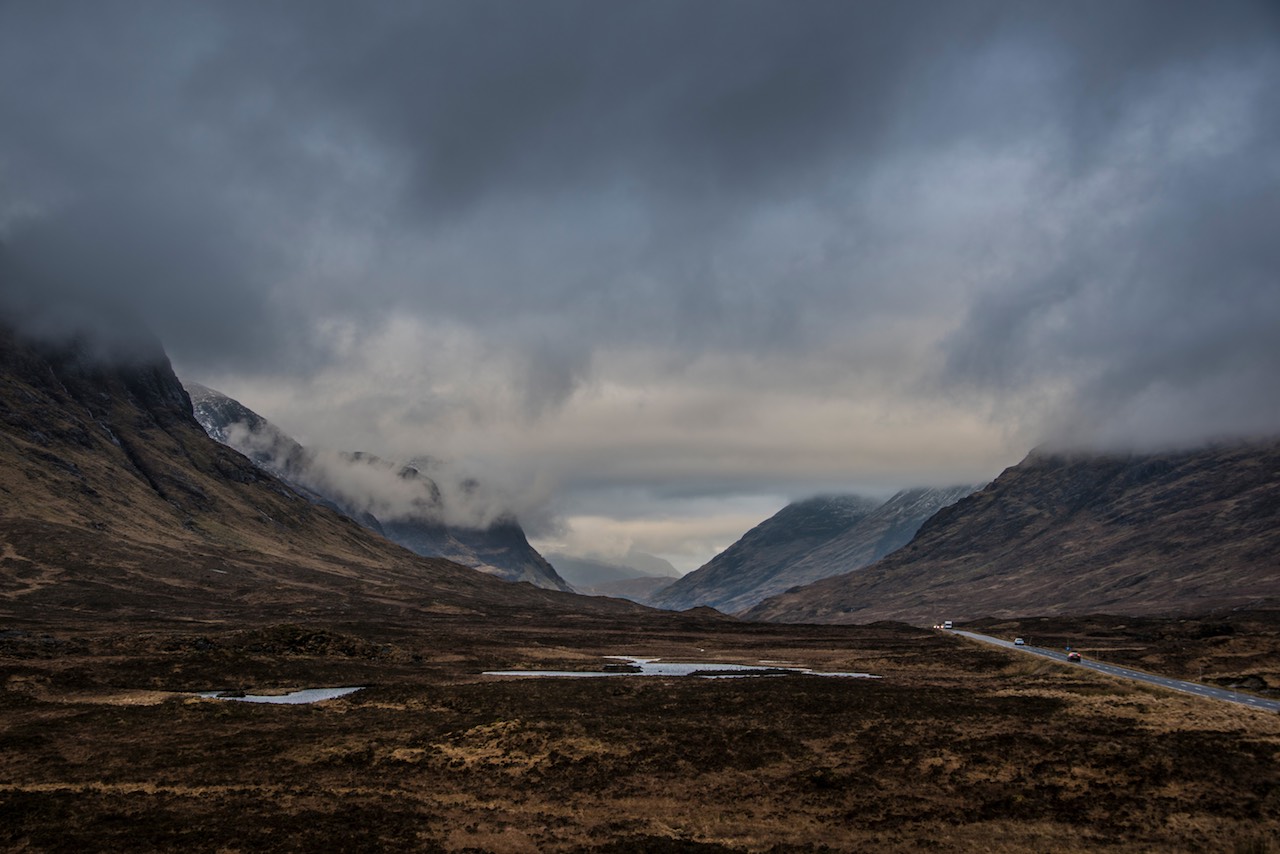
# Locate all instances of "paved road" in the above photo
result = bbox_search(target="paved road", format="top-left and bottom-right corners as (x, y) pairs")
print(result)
(953, 630), (1280, 713)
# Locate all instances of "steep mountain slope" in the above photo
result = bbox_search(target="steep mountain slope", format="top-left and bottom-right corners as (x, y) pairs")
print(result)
(650, 496), (882, 613)
(185, 381), (369, 524)
(652, 489), (976, 614)
(747, 443), (1280, 625)
(774, 485), (979, 590)
(0, 323), (634, 625)
(380, 516), (566, 590)
(187, 383), (571, 592)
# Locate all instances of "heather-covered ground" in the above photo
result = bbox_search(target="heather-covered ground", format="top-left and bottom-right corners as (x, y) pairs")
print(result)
(2, 614), (1278, 852)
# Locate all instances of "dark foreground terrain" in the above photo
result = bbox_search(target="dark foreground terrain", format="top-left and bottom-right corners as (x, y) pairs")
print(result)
(2, 613), (1279, 853)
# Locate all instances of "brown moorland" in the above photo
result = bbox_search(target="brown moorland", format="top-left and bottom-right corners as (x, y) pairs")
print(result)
(2, 613), (1280, 853)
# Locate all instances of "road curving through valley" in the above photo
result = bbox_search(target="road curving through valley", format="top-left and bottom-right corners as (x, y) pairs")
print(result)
(952, 629), (1280, 713)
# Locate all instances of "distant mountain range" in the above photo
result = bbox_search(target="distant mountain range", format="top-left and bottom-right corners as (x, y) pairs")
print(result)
(0, 322), (633, 624)
(651, 486), (977, 613)
(186, 383), (571, 592)
(6, 313), (1276, 629)
(747, 442), (1280, 625)
(546, 550), (679, 603)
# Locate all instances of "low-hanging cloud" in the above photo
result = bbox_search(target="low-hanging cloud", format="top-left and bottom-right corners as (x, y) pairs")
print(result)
(3, 1), (1278, 559)
(222, 418), (553, 533)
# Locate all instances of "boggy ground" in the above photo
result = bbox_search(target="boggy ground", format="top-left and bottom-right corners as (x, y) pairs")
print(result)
(1, 613), (1279, 853)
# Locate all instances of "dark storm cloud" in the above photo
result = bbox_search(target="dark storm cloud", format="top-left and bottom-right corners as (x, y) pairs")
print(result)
(1, 0), (1277, 444)
(200, 2), (903, 204)
(0, 1), (306, 369)
(942, 19), (1280, 446)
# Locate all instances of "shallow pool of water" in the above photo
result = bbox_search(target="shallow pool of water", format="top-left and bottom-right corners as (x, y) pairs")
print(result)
(195, 687), (364, 704)
(484, 657), (878, 680)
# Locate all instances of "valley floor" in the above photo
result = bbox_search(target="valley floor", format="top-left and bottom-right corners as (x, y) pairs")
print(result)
(1, 614), (1278, 852)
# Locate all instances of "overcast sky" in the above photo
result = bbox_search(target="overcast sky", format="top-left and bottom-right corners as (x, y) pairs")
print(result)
(3, 1), (1278, 571)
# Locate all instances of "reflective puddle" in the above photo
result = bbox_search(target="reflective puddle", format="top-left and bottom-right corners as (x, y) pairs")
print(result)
(195, 687), (364, 704)
(484, 657), (878, 679)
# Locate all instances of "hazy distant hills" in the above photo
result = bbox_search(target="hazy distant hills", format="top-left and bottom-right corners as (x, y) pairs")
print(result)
(380, 516), (569, 590)
(651, 487), (976, 614)
(586, 575), (679, 604)
(187, 383), (572, 592)
(0, 323), (630, 624)
(747, 442), (1280, 625)
(547, 551), (679, 602)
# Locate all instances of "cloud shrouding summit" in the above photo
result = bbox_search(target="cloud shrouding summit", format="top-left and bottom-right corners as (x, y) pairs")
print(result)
(2, 1), (1277, 569)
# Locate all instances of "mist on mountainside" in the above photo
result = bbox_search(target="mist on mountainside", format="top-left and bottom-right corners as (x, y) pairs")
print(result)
(185, 380), (572, 590)
(206, 400), (539, 533)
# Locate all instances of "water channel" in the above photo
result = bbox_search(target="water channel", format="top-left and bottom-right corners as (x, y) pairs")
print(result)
(484, 656), (878, 679)
(195, 686), (365, 704)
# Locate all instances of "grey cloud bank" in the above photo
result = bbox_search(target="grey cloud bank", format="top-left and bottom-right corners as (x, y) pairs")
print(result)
(2, 1), (1277, 568)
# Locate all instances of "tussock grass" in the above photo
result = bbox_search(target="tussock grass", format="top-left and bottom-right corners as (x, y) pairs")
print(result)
(2, 617), (1278, 851)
